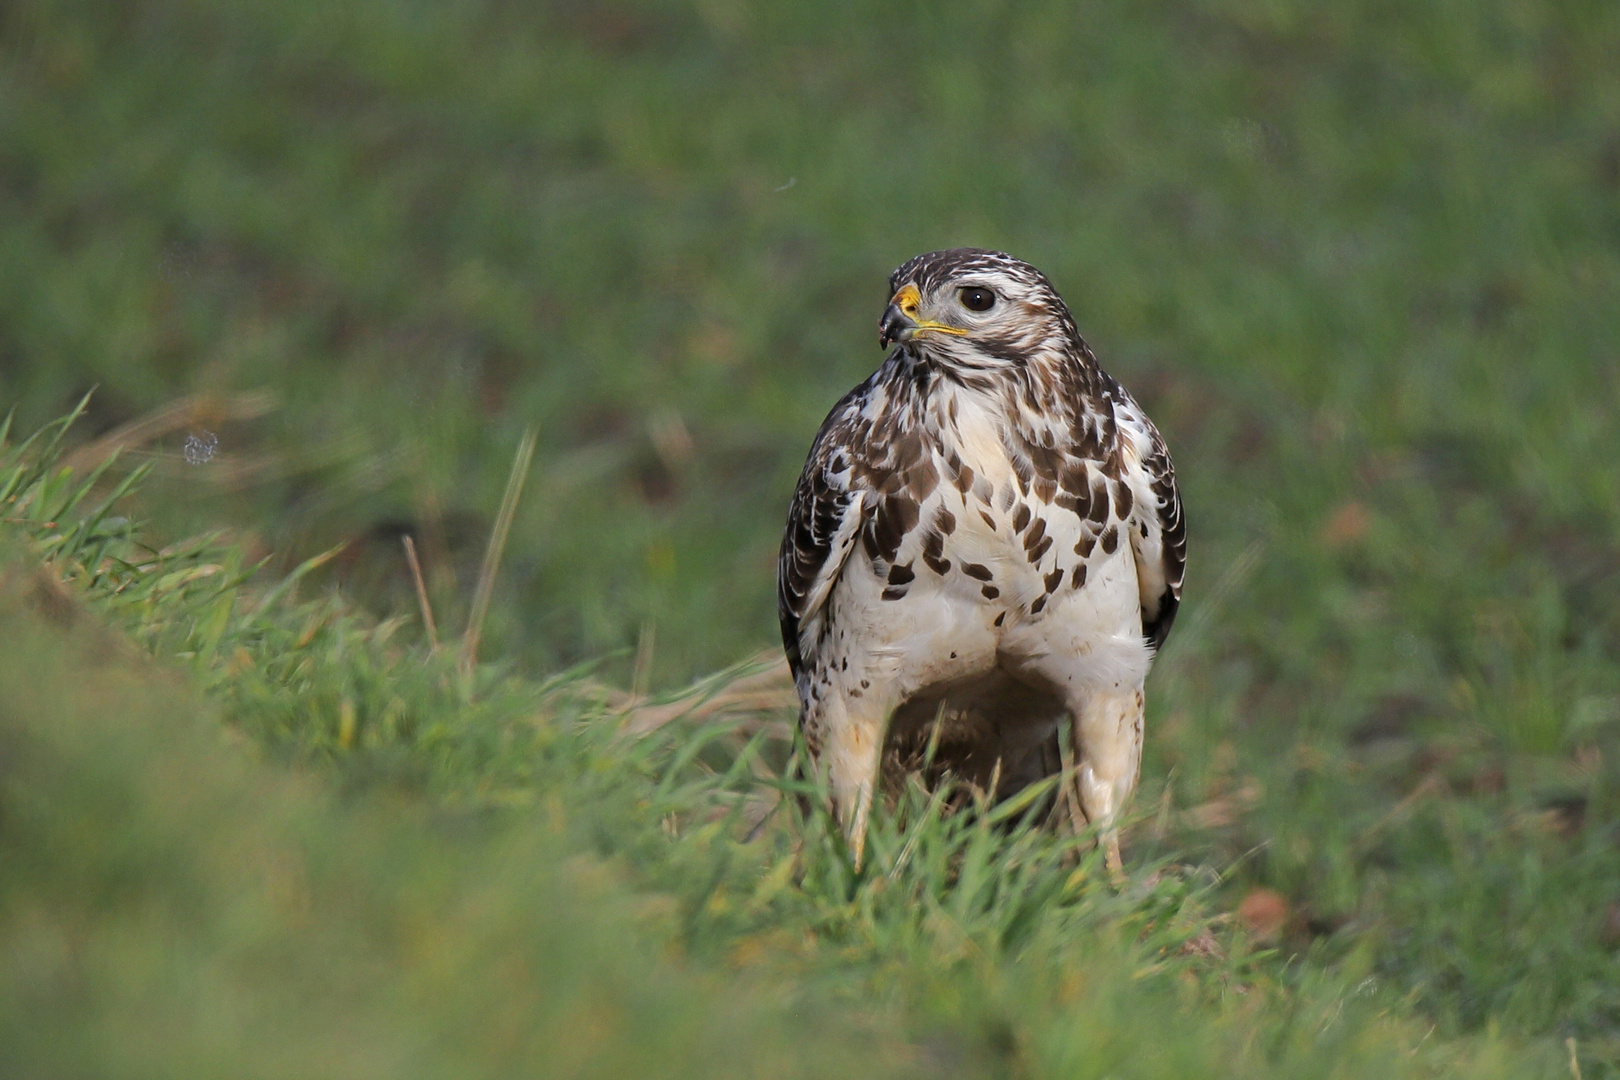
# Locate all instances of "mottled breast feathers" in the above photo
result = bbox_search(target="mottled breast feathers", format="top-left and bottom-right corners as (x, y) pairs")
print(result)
(777, 247), (1186, 687)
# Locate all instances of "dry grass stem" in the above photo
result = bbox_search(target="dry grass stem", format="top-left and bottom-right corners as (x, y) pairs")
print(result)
(1354, 773), (1446, 853)
(461, 428), (537, 679)
(401, 534), (439, 650)
(631, 620), (656, 701)
(62, 390), (278, 472)
(616, 654), (795, 736)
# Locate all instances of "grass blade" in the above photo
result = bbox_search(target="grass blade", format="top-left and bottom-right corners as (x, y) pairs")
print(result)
(461, 428), (536, 679)
(401, 533), (439, 650)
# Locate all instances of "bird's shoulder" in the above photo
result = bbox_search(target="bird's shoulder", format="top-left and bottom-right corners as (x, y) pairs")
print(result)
(1100, 378), (1186, 650)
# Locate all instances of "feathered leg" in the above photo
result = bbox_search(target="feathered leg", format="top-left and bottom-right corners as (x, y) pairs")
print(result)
(1070, 683), (1145, 876)
(803, 696), (886, 868)
(813, 677), (907, 868)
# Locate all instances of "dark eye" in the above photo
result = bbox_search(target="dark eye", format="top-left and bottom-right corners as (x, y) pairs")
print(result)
(959, 287), (996, 312)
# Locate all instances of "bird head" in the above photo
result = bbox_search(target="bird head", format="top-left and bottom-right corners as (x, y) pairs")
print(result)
(877, 249), (1081, 373)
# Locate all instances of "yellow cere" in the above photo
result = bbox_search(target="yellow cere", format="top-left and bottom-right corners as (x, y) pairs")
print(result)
(890, 284), (966, 336)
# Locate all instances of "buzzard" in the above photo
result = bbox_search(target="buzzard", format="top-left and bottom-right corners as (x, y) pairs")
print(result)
(777, 249), (1185, 871)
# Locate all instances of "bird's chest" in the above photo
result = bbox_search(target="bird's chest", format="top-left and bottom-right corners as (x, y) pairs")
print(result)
(812, 386), (1144, 703)
(860, 396), (1092, 622)
(938, 412), (1031, 549)
(926, 405), (1064, 588)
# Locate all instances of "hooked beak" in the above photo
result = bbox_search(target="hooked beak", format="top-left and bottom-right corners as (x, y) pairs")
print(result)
(878, 301), (917, 349)
(877, 283), (967, 350)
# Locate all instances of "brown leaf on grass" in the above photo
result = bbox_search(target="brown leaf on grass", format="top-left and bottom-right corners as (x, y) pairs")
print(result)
(1319, 500), (1371, 548)
(1237, 888), (1289, 941)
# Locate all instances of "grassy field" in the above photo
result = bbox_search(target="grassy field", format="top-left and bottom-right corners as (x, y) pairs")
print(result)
(4, 0), (1620, 1075)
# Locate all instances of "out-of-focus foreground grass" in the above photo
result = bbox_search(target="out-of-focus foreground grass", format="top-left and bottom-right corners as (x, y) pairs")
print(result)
(3, 0), (1619, 1074)
(0, 552), (905, 1080)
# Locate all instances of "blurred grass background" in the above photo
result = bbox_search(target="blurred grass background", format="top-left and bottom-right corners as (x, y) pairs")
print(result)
(3, 0), (1620, 1073)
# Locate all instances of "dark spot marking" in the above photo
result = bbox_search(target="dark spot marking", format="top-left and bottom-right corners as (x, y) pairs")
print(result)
(887, 562), (916, 586)
(908, 460), (939, 501)
(1058, 465), (1092, 519)
(950, 651), (957, 659)
(999, 485), (1017, 512)
(1044, 568), (1064, 594)
(1022, 517), (1046, 551)
(1012, 504), (1031, 533)
(1114, 480), (1134, 518)
(934, 506), (956, 535)
(993, 612), (1006, 626)
(1028, 441), (1061, 477)
(954, 464), (975, 494)
(881, 587), (907, 601)
(1027, 536), (1052, 563)
(1075, 533), (1096, 558)
(981, 584), (1000, 600)
(979, 510), (997, 530)
(1088, 479), (1111, 524)
(962, 562), (994, 581)
(1071, 564), (1088, 589)
(866, 494), (920, 563)
(1030, 595), (1047, 614)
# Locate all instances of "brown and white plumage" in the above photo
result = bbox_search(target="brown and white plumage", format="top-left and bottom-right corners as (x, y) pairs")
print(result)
(777, 249), (1185, 868)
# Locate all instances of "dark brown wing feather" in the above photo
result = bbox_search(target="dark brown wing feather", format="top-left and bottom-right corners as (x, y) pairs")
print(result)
(777, 384), (875, 682)
(1139, 431), (1184, 649)
(1110, 385), (1186, 653)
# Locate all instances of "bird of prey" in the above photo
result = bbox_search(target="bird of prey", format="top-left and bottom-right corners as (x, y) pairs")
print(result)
(777, 249), (1185, 871)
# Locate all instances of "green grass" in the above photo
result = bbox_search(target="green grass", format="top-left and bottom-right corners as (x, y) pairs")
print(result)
(0, 402), (1546, 1079)
(3, 0), (1620, 1074)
